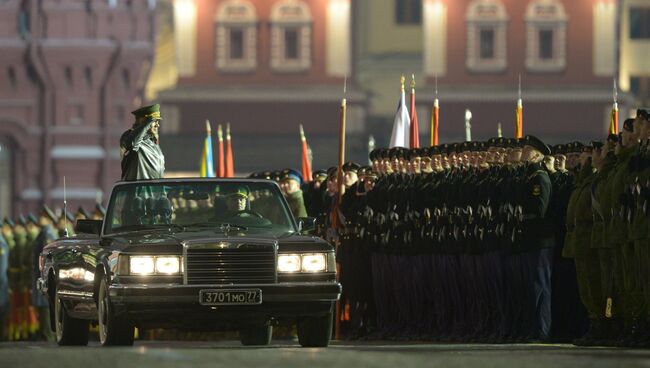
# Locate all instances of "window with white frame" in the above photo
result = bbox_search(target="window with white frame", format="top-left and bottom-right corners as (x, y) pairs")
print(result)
(466, 0), (508, 73)
(525, 0), (567, 72)
(270, 0), (312, 72)
(215, 0), (257, 73)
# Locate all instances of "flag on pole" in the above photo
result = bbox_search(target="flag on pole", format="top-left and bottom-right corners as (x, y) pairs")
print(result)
(515, 75), (523, 139)
(225, 123), (234, 178)
(430, 74), (439, 146)
(609, 79), (619, 135)
(389, 75), (411, 148)
(431, 99), (439, 146)
(200, 120), (215, 177)
(409, 74), (420, 148)
(217, 124), (225, 177)
(300, 124), (313, 183)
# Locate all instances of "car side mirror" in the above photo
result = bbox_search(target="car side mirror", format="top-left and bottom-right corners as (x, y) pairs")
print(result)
(75, 219), (102, 235)
(297, 217), (316, 233)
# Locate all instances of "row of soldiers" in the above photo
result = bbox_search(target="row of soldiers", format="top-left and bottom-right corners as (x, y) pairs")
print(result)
(0, 205), (105, 341)
(306, 108), (650, 347)
(308, 137), (580, 343)
(567, 109), (650, 347)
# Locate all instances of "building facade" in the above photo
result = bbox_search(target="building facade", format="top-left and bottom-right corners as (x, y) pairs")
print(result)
(0, 0), (156, 219)
(356, 0), (637, 144)
(156, 0), (366, 174)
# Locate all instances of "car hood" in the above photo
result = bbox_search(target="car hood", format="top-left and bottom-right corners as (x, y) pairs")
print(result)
(101, 229), (331, 253)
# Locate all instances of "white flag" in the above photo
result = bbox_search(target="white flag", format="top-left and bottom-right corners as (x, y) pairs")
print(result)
(389, 89), (410, 148)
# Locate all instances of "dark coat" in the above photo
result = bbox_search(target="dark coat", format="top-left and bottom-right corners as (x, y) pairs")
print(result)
(120, 120), (165, 181)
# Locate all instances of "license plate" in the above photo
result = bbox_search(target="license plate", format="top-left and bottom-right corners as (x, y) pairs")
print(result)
(199, 289), (262, 306)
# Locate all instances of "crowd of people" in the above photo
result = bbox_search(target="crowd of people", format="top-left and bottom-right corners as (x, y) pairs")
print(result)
(0, 205), (105, 341)
(2, 106), (650, 348)
(270, 108), (650, 347)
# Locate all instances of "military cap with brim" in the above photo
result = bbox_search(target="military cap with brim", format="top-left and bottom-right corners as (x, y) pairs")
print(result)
(3, 217), (14, 227)
(61, 210), (75, 222)
(524, 135), (551, 156)
(313, 169), (327, 180)
(282, 168), (304, 186)
(77, 206), (91, 219)
(131, 103), (161, 120)
(623, 118), (635, 132)
(607, 134), (619, 144)
(369, 148), (381, 161)
(18, 215), (27, 226)
(94, 203), (106, 217)
(27, 214), (38, 225)
(591, 141), (604, 150)
(342, 162), (361, 173)
(637, 108), (650, 120)
(40, 205), (57, 222)
(327, 166), (338, 179)
(225, 186), (250, 198)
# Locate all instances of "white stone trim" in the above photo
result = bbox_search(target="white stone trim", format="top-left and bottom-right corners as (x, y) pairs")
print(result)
(423, 1), (447, 77)
(325, 0), (351, 77)
(270, 0), (312, 73)
(174, 0), (198, 77)
(215, 0), (258, 73)
(51, 145), (106, 159)
(50, 188), (103, 200)
(592, 2), (616, 76)
(465, 0), (508, 73)
(525, 0), (568, 73)
(20, 188), (42, 200)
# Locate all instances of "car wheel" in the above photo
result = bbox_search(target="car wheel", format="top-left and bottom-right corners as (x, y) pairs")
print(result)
(297, 309), (333, 347)
(54, 286), (90, 346)
(98, 277), (135, 346)
(239, 325), (273, 346)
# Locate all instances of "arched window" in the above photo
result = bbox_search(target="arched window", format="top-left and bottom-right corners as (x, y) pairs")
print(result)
(215, 0), (258, 72)
(0, 139), (13, 219)
(465, 0), (508, 73)
(525, 0), (567, 72)
(270, 0), (312, 72)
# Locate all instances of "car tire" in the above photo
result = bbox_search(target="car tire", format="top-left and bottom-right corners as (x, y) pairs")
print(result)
(98, 277), (135, 346)
(239, 325), (273, 346)
(54, 286), (90, 346)
(297, 310), (333, 348)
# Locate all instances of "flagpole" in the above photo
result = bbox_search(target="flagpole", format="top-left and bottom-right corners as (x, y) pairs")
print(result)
(610, 78), (619, 134)
(217, 124), (224, 177)
(333, 76), (347, 341)
(515, 74), (523, 139)
(431, 74), (439, 146)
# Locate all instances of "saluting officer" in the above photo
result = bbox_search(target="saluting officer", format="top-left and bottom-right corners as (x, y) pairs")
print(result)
(120, 104), (165, 181)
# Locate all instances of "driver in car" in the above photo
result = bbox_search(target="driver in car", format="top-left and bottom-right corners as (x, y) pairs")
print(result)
(215, 186), (251, 221)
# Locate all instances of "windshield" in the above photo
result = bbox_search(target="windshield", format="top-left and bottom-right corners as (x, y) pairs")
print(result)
(104, 180), (296, 235)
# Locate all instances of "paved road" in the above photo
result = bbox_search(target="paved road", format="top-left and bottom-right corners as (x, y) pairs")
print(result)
(1, 341), (649, 368)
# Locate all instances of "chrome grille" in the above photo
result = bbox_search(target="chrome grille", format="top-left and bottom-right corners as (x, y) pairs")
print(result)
(185, 243), (276, 285)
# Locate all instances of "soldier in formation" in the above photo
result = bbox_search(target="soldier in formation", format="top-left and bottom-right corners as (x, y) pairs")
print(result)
(0, 203), (105, 341)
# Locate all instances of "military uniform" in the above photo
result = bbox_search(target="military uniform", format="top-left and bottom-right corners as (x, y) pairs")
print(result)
(120, 104), (165, 181)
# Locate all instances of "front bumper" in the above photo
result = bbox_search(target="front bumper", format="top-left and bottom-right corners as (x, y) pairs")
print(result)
(109, 281), (341, 304)
(108, 281), (341, 328)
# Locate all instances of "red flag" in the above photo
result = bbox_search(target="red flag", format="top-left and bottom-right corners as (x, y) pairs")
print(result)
(515, 99), (523, 139)
(217, 124), (225, 177)
(300, 124), (313, 183)
(431, 99), (439, 146)
(409, 75), (419, 148)
(225, 123), (234, 177)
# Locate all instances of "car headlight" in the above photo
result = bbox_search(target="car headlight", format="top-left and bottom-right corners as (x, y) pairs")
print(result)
(130, 256), (155, 275)
(301, 254), (327, 272)
(155, 256), (181, 274)
(277, 253), (329, 273)
(128, 255), (181, 275)
(277, 254), (301, 273)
